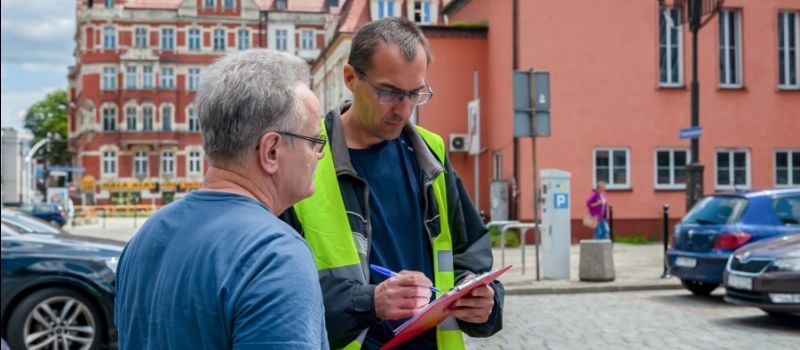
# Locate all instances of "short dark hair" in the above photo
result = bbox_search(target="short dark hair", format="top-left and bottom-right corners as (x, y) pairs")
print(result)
(348, 17), (432, 72)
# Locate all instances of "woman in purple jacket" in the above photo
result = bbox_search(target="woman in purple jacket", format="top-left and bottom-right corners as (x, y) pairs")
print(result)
(586, 181), (609, 240)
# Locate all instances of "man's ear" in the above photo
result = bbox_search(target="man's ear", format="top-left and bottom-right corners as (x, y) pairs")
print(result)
(257, 132), (282, 175)
(343, 64), (357, 91)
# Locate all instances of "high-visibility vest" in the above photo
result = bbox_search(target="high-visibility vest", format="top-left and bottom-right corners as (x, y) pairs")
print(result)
(293, 122), (465, 350)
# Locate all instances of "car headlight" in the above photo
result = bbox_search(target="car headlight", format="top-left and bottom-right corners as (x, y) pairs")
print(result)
(772, 258), (800, 272)
(105, 257), (119, 273)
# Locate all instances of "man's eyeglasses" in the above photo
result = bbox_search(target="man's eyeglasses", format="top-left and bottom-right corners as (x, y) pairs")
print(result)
(278, 131), (327, 152)
(353, 67), (434, 106)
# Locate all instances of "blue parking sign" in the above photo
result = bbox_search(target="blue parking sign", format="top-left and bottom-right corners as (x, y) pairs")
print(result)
(554, 193), (569, 209)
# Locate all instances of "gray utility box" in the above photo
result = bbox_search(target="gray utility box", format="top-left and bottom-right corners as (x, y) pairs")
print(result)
(579, 240), (615, 282)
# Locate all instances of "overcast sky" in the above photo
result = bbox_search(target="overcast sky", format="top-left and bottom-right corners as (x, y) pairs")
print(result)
(1, 0), (75, 131)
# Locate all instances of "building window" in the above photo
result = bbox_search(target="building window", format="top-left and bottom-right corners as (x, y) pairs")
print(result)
(659, 7), (683, 86)
(188, 150), (203, 176)
(716, 149), (750, 189)
(238, 29), (250, 50)
(378, 0), (394, 19)
(125, 66), (137, 89)
(213, 29), (226, 51)
(655, 149), (689, 189)
(161, 28), (175, 51)
(301, 30), (314, 50)
(719, 9), (742, 87)
(188, 28), (201, 51)
(161, 67), (175, 89)
(776, 150), (800, 187)
(134, 151), (149, 178)
(275, 29), (287, 51)
(102, 150), (117, 176)
(103, 26), (116, 49)
(594, 148), (630, 189)
(102, 67), (116, 90)
(224, 0), (234, 9)
(142, 65), (154, 89)
(188, 68), (200, 91)
(187, 106), (200, 132)
(161, 151), (175, 177)
(135, 28), (148, 48)
(125, 106), (137, 131)
(104, 0), (114, 8)
(205, 0), (215, 8)
(414, 0), (431, 24)
(778, 11), (800, 89)
(102, 106), (117, 131)
(143, 106), (154, 131)
(275, 0), (287, 10)
(162, 105), (172, 131)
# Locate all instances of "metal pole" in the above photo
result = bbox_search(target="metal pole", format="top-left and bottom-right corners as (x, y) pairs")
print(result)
(473, 69), (480, 208)
(608, 205), (614, 241)
(686, 0), (705, 211)
(662, 204), (671, 278)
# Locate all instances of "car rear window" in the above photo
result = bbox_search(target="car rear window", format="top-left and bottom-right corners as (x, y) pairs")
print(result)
(2, 214), (61, 235)
(35, 204), (56, 212)
(682, 196), (748, 225)
(773, 195), (800, 225)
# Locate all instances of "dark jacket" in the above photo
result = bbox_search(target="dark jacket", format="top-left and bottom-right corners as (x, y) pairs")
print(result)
(281, 101), (504, 348)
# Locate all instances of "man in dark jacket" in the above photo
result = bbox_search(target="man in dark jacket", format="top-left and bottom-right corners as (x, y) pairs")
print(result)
(282, 17), (503, 349)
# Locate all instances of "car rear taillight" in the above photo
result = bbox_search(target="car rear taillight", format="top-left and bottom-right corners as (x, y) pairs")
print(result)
(713, 232), (751, 250)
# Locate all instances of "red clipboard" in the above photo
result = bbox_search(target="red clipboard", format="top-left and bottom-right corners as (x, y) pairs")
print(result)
(380, 265), (512, 350)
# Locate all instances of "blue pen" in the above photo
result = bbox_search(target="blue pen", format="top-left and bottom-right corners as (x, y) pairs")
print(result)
(369, 264), (443, 294)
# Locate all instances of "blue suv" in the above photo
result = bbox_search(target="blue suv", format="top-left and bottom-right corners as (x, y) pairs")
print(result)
(668, 189), (800, 295)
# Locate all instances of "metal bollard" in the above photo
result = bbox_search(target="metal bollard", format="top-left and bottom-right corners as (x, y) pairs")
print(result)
(134, 209), (138, 228)
(661, 204), (671, 278)
(608, 205), (614, 241)
(102, 210), (107, 230)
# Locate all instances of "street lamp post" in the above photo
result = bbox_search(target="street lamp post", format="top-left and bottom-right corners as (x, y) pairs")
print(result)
(24, 138), (51, 203)
(686, 0), (705, 211)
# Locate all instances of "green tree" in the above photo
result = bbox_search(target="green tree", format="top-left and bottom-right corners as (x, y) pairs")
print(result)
(23, 89), (69, 166)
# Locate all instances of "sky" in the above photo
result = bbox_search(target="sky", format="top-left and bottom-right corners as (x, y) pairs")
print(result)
(1, 0), (76, 131)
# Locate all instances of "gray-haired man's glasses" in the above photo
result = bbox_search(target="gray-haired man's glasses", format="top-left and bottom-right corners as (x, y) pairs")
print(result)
(278, 131), (327, 152)
(353, 67), (434, 106)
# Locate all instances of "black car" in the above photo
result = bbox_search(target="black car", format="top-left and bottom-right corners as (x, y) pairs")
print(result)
(1, 227), (121, 350)
(2, 210), (65, 236)
(724, 233), (800, 318)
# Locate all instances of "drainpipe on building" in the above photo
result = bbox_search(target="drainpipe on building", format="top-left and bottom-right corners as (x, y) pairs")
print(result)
(511, 0), (519, 220)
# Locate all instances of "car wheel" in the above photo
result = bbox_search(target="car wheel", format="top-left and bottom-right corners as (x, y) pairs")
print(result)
(6, 287), (104, 350)
(680, 279), (719, 296)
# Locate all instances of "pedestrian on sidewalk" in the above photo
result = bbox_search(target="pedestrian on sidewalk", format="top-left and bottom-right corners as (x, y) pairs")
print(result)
(586, 181), (610, 240)
(115, 49), (329, 349)
(280, 17), (503, 350)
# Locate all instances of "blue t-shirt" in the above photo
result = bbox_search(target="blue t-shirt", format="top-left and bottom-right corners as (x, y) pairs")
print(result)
(115, 191), (328, 350)
(349, 135), (436, 349)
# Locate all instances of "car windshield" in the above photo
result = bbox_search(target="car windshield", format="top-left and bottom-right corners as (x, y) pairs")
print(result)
(682, 196), (748, 225)
(1, 213), (62, 235)
(773, 195), (800, 225)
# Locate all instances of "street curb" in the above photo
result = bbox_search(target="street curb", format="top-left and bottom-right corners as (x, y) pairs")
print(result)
(505, 282), (683, 295)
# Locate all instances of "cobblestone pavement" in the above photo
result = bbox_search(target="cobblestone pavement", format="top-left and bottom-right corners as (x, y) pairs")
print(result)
(465, 290), (799, 350)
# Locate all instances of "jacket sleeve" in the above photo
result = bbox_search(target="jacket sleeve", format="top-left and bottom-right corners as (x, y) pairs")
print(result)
(443, 162), (505, 338)
(279, 208), (380, 348)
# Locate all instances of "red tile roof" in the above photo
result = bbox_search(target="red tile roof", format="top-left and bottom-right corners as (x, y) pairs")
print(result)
(336, 0), (369, 33)
(253, 0), (328, 12)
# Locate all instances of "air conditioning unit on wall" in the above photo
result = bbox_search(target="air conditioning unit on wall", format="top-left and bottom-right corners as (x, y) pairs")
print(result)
(449, 133), (469, 152)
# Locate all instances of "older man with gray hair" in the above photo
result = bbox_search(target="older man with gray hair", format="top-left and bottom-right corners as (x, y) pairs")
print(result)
(115, 49), (329, 349)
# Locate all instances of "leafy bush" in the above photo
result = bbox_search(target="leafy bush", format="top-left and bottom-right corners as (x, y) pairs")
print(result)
(489, 227), (521, 248)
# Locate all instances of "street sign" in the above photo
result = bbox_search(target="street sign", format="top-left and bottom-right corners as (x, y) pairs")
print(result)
(513, 70), (551, 137)
(679, 126), (702, 139)
(553, 193), (569, 209)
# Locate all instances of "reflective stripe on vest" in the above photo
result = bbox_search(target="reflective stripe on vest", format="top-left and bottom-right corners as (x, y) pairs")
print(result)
(293, 121), (465, 350)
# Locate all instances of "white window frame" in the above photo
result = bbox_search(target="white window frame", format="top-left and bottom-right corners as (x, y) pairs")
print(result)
(103, 26), (116, 49)
(186, 149), (204, 177)
(161, 28), (175, 51)
(205, 0), (216, 8)
(715, 149), (751, 190)
(719, 9), (743, 88)
(125, 105), (137, 131)
(187, 68), (200, 91)
(101, 148), (118, 178)
(161, 150), (176, 178)
(125, 66), (137, 90)
(223, 0), (234, 9)
(213, 29), (226, 51)
(593, 147), (631, 190)
(102, 106), (117, 132)
(142, 65), (154, 89)
(659, 7), (684, 87)
(778, 11), (800, 89)
(187, 105), (200, 132)
(301, 30), (314, 50)
(775, 149), (800, 187)
(378, 0), (394, 19)
(188, 28), (201, 51)
(161, 104), (173, 131)
(413, 0), (432, 24)
(102, 67), (116, 90)
(135, 27), (148, 48)
(134, 151), (149, 178)
(275, 29), (288, 51)
(161, 67), (175, 89)
(654, 148), (690, 190)
(238, 29), (250, 50)
(104, 0), (114, 9)
(142, 105), (155, 131)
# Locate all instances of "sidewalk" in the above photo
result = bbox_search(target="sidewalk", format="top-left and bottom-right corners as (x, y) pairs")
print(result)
(493, 243), (682, 295)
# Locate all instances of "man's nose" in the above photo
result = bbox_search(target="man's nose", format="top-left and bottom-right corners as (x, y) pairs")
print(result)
(392, 96), (414, 118)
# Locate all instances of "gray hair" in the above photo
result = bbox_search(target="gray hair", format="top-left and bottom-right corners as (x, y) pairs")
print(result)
(348, 17), (432, 72)
(195, 49), (310, 160)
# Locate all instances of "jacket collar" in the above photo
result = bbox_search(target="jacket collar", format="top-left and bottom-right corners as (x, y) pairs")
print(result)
(326, 100), (444, 182)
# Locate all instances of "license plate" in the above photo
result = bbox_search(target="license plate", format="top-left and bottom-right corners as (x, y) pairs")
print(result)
(727, 274), (753, 290)
(675, 257), (697, 268)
